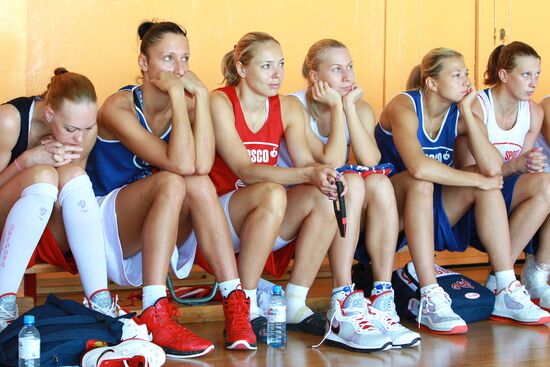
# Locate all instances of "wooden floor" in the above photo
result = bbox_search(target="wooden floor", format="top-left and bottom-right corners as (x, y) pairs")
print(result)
(163, 319), (550, 367)
(26, 259), (550, 366)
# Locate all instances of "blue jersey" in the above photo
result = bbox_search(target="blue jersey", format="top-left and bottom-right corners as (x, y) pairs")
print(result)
(86, 85), (171, 196)
(375, 90), (459, 175)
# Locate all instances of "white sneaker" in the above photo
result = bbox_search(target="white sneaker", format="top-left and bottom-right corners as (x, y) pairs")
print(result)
(491, 280), (550, 325)
(368, 298), (421, 348)
(313, 290), (391, 352)
(0, 295), (18, 332)
(521, 254), (550, 311)
(84, 293), (118, 317)
(370, 289), (400, 321)
(485, 274), (497, 294)
(81, 339), (166, 367)
(416, 286), (468, 334)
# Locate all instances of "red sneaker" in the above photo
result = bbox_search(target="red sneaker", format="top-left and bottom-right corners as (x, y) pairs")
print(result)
(138, 298), (214, 358)
(223, 289), (257, 350)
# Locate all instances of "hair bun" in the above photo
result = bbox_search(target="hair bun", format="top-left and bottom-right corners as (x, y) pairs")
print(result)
(138, 21), (155, 40)
(54, 67), (69, 76)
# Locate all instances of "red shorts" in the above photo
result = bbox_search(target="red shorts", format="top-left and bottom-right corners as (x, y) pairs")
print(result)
(27, 227), (78, 274)
(194, 240), (296, 279)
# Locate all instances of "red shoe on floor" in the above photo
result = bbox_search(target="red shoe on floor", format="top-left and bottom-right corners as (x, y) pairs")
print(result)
(138, 298), (214, 359)
(223, 289), (257, 350)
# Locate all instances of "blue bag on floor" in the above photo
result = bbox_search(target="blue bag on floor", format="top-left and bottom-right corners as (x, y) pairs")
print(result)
(0, 294), (125, 367)
(392, 262), (495, 323)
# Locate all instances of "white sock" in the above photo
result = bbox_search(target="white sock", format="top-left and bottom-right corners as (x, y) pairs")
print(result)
(331, 284), (353, 300)
(244, 288), (262, 319)
(285, 283), (313, 324)
(495, 270), (517, 292)
(0, 183), (57, 295)
(219, 278), (241, 298)
(420, 283), (439, 297)
(59, 175), (108, 299)
(142, 285), (167, 311)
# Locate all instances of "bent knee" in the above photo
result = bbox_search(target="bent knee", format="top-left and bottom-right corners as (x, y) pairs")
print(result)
(364, 174), (395, 199)
(406, 177), (434, 196)
(56, 163), (87, 187)
(258, 182), (287, 216)
(24, 165), (59, 186)
(153, 171), (187, 201)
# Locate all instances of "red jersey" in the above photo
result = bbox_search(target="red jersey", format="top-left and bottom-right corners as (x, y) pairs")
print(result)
(210, 86), (285, 196)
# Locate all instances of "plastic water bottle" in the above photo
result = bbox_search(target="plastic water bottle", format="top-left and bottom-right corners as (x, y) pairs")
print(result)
(18, 315), (40, 367)
(267, 285), (286, 348)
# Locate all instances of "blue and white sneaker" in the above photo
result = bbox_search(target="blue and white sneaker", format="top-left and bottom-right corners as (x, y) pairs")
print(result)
(314, 290), (391, 352)
(369, 291), (421, 348)
(416, 286), (468, 334)
(491, 280), (550, 325)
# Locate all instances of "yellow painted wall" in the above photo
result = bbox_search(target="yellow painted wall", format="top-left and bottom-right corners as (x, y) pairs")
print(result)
(2, 0), (550, 118)
(0, 0), (28, 102)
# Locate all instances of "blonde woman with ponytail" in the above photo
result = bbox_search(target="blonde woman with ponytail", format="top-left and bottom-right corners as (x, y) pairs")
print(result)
(0, 68), (115, 330)
(277, 39), (420, 350)
(376, 47), (549, 333)
(209, 31), (354, 346)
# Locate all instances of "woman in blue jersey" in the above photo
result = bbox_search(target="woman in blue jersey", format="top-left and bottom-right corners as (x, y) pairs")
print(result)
(455, 42), (550, 312)
(0, 69), (114, 330)
(376, 47), (549, 334)
(85, 21), (255, 357)
(278, 39), (420, 349)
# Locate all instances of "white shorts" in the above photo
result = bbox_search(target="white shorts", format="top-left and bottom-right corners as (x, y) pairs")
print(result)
(220, 190), (293, 253)
(97, 187), (197, 287)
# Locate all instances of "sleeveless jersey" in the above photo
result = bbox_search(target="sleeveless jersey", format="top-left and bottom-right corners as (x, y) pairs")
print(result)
(477, 88), (530, 161)
(277, 89), (350, 168)
(209, 86), (284, 196)
(536, 94), (550, 172)
(2, 96), (39, 164)
(375, 90), (459, 174)
(86, 85), (171, 196)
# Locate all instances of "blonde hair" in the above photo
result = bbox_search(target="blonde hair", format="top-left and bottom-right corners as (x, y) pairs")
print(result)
(221, 32), (280, 86)
(302, 39), (348, 122)
(420, 48), (463, 92)
(41, 68), (97, 110)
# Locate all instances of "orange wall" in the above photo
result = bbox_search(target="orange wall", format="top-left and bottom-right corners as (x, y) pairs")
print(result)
(2, 0), (550, 117)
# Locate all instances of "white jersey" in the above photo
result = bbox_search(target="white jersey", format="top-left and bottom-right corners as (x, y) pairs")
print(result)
(277, 89), (350, 168)
(477, 88), (530, 162)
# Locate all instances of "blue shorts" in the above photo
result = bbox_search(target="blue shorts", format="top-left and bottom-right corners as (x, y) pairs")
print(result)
(355, 184), (474, 265)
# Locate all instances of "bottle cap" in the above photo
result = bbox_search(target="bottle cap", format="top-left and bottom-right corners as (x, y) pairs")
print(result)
(23, 315), (35, 325)
(273, 285), (283, 295)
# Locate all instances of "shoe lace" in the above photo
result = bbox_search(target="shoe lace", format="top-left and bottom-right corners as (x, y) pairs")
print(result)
(417, 286), (450, 329)
(154, 307), (200, 341)
(225, 292), (251, 330)
(84, 294), (118, 317)
(0, 302), (17, 321)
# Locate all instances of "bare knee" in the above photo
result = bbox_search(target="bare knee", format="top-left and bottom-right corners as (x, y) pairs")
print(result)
(256, 182), (287, 219)
(24, 165), (58, 186)
(536, 174), (550, 208)
(152, 171), (186, 203)
(57, 164), (87, 188)
(364, 174), (395, 203)
(343, 174), (366, 203)
(406, 177), (433, 197)
(183, 175), (219, 203)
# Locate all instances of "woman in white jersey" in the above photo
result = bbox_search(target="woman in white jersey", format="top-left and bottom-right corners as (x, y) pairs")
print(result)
(278, 39), (420, 349)
(455, 42), (550, 311)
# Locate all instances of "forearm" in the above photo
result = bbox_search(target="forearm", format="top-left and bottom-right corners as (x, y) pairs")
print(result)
(167, 89), (196, 174)
(320, 102), (347, 166)
(411, 158), (483, 188)
(0, 157), (25, 188)
(239, 164), (315, 186)
(462, 111), (503, 175)
(192, 93), (215, 174)
(345, 101), (380, 166)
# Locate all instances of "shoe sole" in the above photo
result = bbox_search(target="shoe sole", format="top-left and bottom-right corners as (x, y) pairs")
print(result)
(489, 314), (550, 325)
(391, 337), (422, 349)
(325, 335), (392, 353)
(165, 344), (215, 359)
(225, 339), (258, 350)
(418, 324), (468, 335)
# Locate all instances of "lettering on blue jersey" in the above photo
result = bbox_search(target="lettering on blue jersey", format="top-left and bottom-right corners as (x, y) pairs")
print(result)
(133, 155), (151, 169)
(423, 147), (453, 166)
